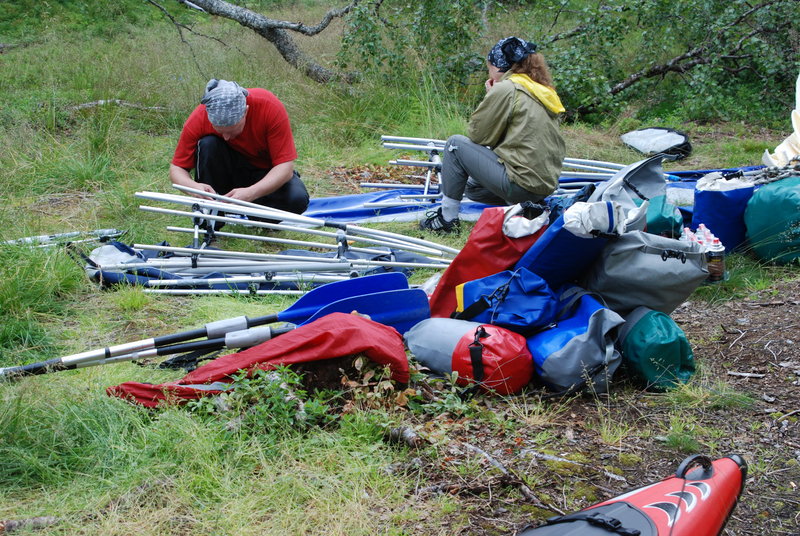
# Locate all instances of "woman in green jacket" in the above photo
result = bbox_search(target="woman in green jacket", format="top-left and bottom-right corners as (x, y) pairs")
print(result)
(420, 37), (566, 233)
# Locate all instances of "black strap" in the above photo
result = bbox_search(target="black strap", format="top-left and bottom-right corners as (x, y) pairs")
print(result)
(468, 326), (489, 383)
(544, 512), (641, 536)
(452, 296), (491, 321)
(159, 349), (218, 372)
(451, 272), (514, 321)
(622, 175), (649, 203)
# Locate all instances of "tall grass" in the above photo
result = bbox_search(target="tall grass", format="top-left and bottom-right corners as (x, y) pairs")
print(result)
(0, 380), (411, 534)
(0, 247), (86, 364)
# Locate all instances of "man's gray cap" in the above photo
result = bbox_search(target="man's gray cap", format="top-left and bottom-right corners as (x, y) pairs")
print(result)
(201, 79), (249, 127)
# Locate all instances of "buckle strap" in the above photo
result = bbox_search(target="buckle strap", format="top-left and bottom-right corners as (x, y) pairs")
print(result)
(467, 326), (489, 383)
(544, 511), (641, 536)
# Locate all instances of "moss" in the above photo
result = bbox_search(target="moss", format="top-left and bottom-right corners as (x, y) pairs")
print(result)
(544, 459), (590, 477)
(567, 482), (599, 503)
(603, 465), (625, 477)
(517, 505), (556, 518)
(618, 453), (643, 466)
(564, 452), (590, 464)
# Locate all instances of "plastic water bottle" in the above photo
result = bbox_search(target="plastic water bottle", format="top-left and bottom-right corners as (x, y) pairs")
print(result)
(706, 238), (726, 283)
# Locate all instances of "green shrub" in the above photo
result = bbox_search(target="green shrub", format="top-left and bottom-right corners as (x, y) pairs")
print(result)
(187, 366), (337, 437)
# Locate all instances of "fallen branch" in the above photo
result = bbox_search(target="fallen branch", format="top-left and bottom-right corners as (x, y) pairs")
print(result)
(68, 99), (165, 112)
(462, 442), (564, 514)
(572, 0), (793, 117)
(775, 409), (800, 423)
(0, 516), (61, 533)
(177, 0), (359, 83)
(521, 449), (628, 483)
(417, 475), (564, 515)
(728, 330), (747, 348)
(727, 371), (766, 379)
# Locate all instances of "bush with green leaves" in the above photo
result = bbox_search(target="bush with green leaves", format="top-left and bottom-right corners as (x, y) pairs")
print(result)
(338, 0), (800, 125)
(405, 371), (482, 418)
(187, 366), (337, 436)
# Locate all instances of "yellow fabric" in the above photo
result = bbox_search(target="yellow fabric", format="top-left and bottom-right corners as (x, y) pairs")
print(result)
(508, 74), (566, 115)
(455, 283), (466, 313)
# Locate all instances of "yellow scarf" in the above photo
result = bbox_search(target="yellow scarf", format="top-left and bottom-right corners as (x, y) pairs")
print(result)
(508, 74), (566, 115)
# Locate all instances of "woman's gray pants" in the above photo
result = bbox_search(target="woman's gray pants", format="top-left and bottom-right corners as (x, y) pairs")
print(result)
(440, 134), (545, 205)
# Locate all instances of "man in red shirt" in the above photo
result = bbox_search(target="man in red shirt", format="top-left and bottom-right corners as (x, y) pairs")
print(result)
(170, 79), (309, 215)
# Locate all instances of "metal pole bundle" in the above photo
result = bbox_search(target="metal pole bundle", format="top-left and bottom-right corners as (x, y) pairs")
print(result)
(77, 186), (458, 295)
(368, 135), (626, 205)
(138, 187), (459, 258)
(3, 228), (126, 247)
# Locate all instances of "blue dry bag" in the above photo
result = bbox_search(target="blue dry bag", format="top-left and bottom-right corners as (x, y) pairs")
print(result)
(453, 268), (559, 335)
(526, 285), (625, 394)
(514, 214), (610, 289)
(692, 174), (754, 252)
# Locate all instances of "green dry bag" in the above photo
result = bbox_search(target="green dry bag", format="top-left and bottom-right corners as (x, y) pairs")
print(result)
(645, 194), (683, 238)
(744, 176), (800, 264)
(618, 306), (695, 391)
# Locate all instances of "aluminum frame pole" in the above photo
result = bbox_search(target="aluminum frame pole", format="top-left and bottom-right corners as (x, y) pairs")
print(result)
(93, 260), (351, 273)
(381, 135), (625, 170)
(133, 244), (449, 270)
(142, 289), (307, 296)
(166, 187), (460, 256)
(133, 243), (349, 264)
(144, 274), (350, 287)
(166, 226), (393, 257)
(139, 195), (455, 258)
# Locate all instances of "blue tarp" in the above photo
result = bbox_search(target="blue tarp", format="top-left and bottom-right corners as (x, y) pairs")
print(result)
(303, 188), (496, 223)
(302, 167), (765, 225)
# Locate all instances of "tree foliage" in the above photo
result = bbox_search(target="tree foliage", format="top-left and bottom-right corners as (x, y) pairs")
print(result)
(338, 0), (800, 122)
(153, 0), (799, 123)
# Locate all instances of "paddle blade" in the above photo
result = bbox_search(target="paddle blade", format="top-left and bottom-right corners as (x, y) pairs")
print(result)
(276, 272), (409, 324)
(302, 288), (430, 335)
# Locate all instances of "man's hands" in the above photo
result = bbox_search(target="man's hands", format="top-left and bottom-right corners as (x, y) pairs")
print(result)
(169, 161), (295, 203)
(226, 161), (295, 202)
(194, 183), (216, 196)
(224, 186), (256, 202)
(169, 164), (216, 199)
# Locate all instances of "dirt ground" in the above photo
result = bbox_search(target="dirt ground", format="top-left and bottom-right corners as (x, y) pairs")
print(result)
(373, 277), (800, 535)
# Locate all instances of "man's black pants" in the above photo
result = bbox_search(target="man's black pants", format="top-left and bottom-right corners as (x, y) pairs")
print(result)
(195, 135), (309, 214)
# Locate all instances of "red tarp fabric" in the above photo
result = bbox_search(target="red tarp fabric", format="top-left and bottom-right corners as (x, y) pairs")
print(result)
(428, 207), (546, 317)
(107, 313), (409, 408)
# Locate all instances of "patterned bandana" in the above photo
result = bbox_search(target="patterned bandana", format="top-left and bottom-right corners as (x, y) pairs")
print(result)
(201, 79), (249, 127)
(487, 37), (538, 72)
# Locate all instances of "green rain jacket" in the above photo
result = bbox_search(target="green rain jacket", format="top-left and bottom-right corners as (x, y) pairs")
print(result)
(467, 72), (566, 196)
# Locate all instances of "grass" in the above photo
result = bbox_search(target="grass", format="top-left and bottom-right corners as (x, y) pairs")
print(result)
(0, 2), (798, 534)
(663, 372), (757, 411)
(691, 253), (799, 304)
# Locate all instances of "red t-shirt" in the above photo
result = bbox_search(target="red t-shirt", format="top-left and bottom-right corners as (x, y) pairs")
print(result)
(171, 88), (297, 170)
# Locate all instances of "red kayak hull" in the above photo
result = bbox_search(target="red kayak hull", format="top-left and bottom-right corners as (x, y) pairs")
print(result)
(520, 454), (747, 536)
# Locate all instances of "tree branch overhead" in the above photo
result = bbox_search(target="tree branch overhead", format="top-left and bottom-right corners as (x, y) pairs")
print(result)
(183, 0), (358, 84)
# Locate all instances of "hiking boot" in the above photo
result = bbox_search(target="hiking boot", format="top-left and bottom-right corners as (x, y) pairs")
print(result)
(419, 208), (460, 234)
